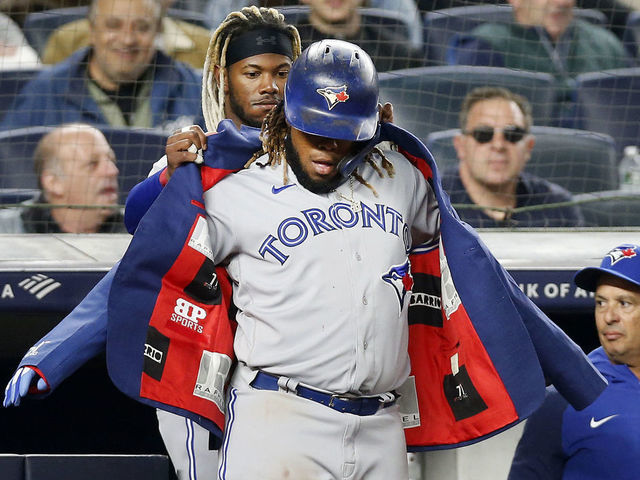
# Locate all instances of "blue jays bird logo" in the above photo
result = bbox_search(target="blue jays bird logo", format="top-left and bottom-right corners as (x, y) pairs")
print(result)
(382, 260), (414, 311)
(316, 85), (350, 110)
(606, 246), (637, 265)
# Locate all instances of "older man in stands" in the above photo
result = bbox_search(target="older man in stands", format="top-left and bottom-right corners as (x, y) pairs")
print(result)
(0, 0), (203, 133)
(0, 124), (125, 233)
(40, 0), (211, 69)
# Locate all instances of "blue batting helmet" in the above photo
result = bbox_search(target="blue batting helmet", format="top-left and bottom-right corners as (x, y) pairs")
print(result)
(284, 39), (379, 142)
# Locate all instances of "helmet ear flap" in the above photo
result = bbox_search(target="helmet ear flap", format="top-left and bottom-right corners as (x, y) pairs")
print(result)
(338, 124), (382, 179)
(284, 40), (380, 142)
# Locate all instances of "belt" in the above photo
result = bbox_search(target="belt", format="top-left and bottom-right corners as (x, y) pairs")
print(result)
(250, 371), (397, 416)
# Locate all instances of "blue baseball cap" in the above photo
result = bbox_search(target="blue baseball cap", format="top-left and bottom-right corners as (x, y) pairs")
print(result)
(573, 244), (640, 292)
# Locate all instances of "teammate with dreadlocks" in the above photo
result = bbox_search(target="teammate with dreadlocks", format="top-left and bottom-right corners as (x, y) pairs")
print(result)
(3, 7), (302, 480)
(159, 6), (301, 182)
(183, 39), (439, 479)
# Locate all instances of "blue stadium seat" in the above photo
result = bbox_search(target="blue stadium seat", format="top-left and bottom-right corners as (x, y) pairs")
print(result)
(23, 6), (213, 56)
(0, 188), (40, 205)
(0, 68), (44, 123)
(622, 10), (640, 60)
(572, 67), (640, 157)
(0, 126), (167, 203)
(423, 5), (606, 66)
(22, 7), (87, 56)
(425, 126), (618, 194)
(379, 66), (557, 141)
(573, 190), (640, 226)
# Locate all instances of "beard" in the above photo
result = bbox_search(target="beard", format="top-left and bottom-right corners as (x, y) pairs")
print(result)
(227, 84), (264, 128)
(284, 135), (346, 194)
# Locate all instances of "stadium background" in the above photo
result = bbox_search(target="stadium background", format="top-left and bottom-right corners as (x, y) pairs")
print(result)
(1, 1), (640, 478)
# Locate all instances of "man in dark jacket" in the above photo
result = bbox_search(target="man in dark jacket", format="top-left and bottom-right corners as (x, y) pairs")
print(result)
(0, 0), (203, 133)
(441, 86), (584, 228)
(0, 123), (125, 233)
(293, 0), (425, 72)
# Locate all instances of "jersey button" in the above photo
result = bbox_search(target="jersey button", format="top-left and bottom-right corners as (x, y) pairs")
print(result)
(355, 252), (362, 261)
(363, 341), (368, 350)
(362, 296), (368, 305)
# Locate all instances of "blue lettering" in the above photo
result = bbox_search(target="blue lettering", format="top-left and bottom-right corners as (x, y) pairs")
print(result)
(386, 206), (402, 236)
(403, 224), (411, 252)
(259, 235), (289, 265)
(361, 203), (386, 231)
(329, 203), (358, 228)
(278, 217), (308, 247)
(302, 208), (338, 235)
(259, 200), (409, 265)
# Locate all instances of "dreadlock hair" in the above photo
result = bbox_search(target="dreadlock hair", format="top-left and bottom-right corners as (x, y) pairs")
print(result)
(247, 101), (395, 196)
(201, 6), (302, 132)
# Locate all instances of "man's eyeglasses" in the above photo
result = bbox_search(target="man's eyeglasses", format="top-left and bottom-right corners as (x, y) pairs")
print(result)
(463, 126), (528, 144)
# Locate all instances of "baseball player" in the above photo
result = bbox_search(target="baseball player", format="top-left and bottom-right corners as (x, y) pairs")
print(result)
(199, 39), (440, 479)
(508, 243), (640, 480)
(3, 7), (301, 480)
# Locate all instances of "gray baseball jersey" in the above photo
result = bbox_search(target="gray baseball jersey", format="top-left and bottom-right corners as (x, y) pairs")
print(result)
(204, 149), (440, 396)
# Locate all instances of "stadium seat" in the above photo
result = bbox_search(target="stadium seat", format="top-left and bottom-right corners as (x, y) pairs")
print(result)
(573, 190), (640, 226)
(278, 5), (413, 44)
(572, 67), (640, 156)
(379, 66), (557, 141)
(423, 5), (607, 65)
(425, 126), (618, 194)
(622, 10), (640, 60)
(22, 7), (213, 56)
(0, 188), (40, 205)
(0, 68), (44, 123)
(22, 7), (87, 56)
(0, 126), (167, 203)
(24, 454), (170, 480)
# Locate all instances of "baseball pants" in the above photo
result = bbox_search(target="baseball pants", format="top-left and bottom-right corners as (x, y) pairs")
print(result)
(157, 408), (219, 480)
(216, 364), (409, 480)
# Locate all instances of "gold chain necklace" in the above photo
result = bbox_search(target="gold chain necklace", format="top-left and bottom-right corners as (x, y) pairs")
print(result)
(334, 176), (361, 213)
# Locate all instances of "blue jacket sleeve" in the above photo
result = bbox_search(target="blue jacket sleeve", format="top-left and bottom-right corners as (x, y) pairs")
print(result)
(124, 171), (165, 234)
(447, 34), (506, 67)
(508, 386), (568, 480)
(18, 265), (117, 391)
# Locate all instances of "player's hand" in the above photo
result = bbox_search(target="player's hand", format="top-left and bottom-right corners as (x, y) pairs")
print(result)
(165, 125), (208, 180)
(379, 102), (394, 124)
(3, 366), (47, 407)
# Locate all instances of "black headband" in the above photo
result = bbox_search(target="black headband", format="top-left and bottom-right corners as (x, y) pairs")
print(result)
(226, 27), (294, 66)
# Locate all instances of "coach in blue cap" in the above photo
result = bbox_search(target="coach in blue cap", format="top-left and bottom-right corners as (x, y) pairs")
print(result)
(508, 243), (640, 480)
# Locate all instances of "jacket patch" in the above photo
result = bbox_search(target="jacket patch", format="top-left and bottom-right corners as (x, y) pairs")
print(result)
(184, 257), (221, 305)
(143, 326), (170, 381)
(409, 272), (443, 327)
(443, 364), (488, 421)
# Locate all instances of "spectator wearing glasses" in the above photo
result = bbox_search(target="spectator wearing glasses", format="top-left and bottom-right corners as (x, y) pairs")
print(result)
(441, 86), (584, 228)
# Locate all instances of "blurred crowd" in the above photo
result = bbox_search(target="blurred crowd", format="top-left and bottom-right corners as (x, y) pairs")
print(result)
(0, 0), (639, 232)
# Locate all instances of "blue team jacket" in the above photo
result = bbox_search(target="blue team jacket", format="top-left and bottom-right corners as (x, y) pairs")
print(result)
(509, 347), (640, 480)
(0, 48), (204, 132)
(19, 121), (607, 450)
